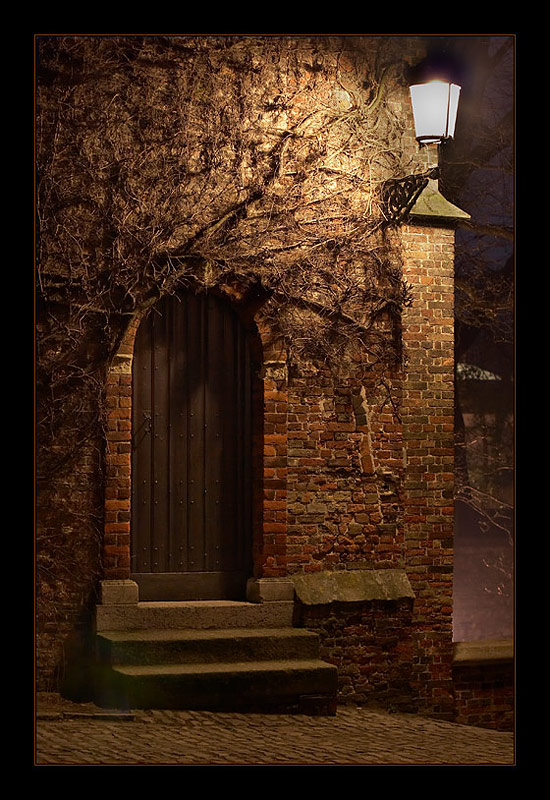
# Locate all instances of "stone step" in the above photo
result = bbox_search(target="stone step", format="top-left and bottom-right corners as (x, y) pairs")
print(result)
(97, 627), (321, 665)
(95, 600), (295, 633)
(96, 658), (339, 714)
(94, 593), (338, 714)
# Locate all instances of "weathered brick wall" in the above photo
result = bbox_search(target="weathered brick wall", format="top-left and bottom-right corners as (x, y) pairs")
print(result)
(35, 305), (109, 694)
(103, 319), (140, 580)
(257, 341), (289, 579)
(400, 222), (456, 718)
(286, 369), (404, 574)
(453, 662), (514, 731)
(284, 220), (457, 716)
(299, 599), (416, 709)
(36, 454), (102, 693)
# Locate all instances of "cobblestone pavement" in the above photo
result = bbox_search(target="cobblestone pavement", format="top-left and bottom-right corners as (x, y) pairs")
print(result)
(35, 700), (516, 766)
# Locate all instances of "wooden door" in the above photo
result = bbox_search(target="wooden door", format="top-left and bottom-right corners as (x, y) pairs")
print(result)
(131, 291), (253, 600)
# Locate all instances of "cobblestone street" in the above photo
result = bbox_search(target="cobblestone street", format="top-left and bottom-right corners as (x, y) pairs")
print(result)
(35, 702), (516, 766)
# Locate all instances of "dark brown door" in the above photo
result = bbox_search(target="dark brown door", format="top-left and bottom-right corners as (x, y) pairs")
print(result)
(131, 291), (253, 600)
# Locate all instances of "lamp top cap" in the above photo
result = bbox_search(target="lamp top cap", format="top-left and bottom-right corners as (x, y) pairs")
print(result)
(408, 50), (464, 87)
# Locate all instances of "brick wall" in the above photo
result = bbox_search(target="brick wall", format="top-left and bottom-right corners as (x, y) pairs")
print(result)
(281, 220), (457, 717)
(36, 448), (102, 693)
(103, 318), (140, 581)
(36, 305), (109, 694)
(453, 661), (514, 731)
(299, 599), (416, 709)
(400, 221), (456, 719)
(285, 370), (404, 575)
(452, 641), (514, 731)
(257, 334), (289, 579)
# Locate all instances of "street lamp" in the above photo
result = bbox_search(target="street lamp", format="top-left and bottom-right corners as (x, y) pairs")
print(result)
(381, 51), (467, 223)
(408, 55), (462, 146)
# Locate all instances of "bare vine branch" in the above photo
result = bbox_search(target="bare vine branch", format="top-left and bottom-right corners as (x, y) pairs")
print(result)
(35, 34), (420, 636)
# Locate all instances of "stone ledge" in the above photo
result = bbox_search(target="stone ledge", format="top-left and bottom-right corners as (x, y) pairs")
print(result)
(292, 569), (415, 606)
(452, 639), (514, 667)
(410, 181), (470, 222)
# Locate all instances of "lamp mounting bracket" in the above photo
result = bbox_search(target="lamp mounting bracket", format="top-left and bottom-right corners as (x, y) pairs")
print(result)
(381, 167), (440, 224)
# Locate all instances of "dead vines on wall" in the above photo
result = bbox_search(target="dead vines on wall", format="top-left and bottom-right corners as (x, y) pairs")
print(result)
(37, 34), (417, 366)
(35, 34), (422, 642)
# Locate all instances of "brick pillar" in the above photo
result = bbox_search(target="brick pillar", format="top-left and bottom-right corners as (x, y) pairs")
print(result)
(103, 318), (140, 581)
(259, 355), (289, 577)
(400, 219), (456, 719)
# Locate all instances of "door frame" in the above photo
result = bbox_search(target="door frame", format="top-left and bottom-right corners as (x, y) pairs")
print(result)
(101, 283), (289, 597)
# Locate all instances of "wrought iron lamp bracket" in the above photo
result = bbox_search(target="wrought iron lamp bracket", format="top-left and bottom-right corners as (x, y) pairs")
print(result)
(381, 166), (440, 224)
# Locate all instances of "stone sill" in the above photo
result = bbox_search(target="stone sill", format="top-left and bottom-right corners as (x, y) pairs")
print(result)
(452, 639), (514, 667)
(292, 569), (415, 606)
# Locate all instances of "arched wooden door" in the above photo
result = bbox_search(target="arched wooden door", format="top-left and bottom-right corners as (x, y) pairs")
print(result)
(131, 291), (253, 600)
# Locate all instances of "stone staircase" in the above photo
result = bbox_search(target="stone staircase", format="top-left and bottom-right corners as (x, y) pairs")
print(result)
(94, 585), (338, 715)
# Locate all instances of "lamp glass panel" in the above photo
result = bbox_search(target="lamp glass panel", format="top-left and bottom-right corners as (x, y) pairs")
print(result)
(410, 80), (459, 142)
(447, 83), (461, 138)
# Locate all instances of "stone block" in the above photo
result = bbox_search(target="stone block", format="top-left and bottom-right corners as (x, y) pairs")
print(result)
(100, 580), (139, 605)
(292, 569), (415, 606)
(246, 577), (296, 603)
